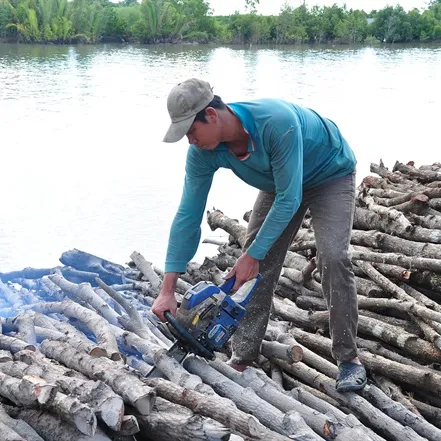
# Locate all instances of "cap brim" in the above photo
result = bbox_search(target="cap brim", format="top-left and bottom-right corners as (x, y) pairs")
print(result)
(163, 115), (196, 143)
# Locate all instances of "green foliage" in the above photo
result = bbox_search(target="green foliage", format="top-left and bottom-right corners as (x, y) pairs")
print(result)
(0, 0), (14, 36)
(1, 0), (441, 45)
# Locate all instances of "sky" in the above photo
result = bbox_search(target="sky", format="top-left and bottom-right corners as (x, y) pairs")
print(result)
(208, 0), (430, 15)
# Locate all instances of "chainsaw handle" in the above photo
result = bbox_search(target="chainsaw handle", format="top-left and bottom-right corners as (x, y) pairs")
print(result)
(219, 276), (236, 294)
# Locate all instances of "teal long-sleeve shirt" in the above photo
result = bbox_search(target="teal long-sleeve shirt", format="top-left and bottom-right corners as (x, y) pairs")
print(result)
(165, 98), (356, 273)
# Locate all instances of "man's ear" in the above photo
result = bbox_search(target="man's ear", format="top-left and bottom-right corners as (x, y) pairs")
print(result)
(205, 107), (218, 123)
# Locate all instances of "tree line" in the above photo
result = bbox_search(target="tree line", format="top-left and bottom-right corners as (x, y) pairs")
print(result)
(0, 0), (440, 45)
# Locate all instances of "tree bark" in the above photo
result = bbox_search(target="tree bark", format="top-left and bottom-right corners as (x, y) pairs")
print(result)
(290, 327), (441, 395)
(30, 300), (121, 360)
(137, 396), (231, 441)
(145, 377), (289, 441)
(372, 374), (420, 415)
(351, 230), (441, 259)
(209, 360), (341, 440)
(260, 340), (303, 364)
(351, 246), (441, 273)
(3, 405), (112, 441)
(0, 404), (44, 441)
(184, 356), (322, 440)
(40, 340), (155, 416)
(129, 251), (161, 295)
(275, 360), (424, 441)
(206, 209), (247, 247)
(49, 271), (120, 326)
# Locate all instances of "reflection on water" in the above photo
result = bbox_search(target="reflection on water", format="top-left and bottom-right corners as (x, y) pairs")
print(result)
(0, 42), (440, 271)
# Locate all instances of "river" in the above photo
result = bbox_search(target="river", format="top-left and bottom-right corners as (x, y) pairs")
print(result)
(0, 42), (440, 272)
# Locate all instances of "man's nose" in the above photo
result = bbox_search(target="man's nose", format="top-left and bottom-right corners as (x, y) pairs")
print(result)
(187, 134), (196, 144)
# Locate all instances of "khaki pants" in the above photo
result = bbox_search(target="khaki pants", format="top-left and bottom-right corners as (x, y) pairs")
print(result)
(231, 172), (358, 364)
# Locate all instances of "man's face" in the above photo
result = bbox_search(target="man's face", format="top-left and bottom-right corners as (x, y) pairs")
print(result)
(186, 108), (220, 151)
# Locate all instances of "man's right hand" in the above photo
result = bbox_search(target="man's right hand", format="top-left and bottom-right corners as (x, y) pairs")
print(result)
(152, 292), (177, 322)
(152, 272), (179, 322)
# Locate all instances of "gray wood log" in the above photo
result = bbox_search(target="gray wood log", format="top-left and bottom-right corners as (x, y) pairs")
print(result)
(354, 207), (441, 243)
(184, 356), (323, 440)
(0, 421), (26, 441)
(0, 335), (35, 354)
(291, 327), (441, 395)
(362, 383), (441, 441)
(3, 405), (112, 441)
(406, 212), (441, 229)
(49, 271), (120, 326)
(351, 229), (441, 259)
(372, 374), (420, 415)
(5, 355), (125, 431)
(0, 404), (44, 441)
(351, 246), (441, 273)
(276, 360), (423, 441)
(130, 251), (161, 295)
(356, 337), (430, 370)
(40, 340), (155, 415)
(137, 396), (230, 441)
(411, 398), (441, 429)
(145, 377), (290, 441)
(30, 300), (121, 360)
(210, 359), (341, 440)
(0, 371), (56, 406)
(260, 340), (303, 364)
(95, 277), (167, 348)
(151, 348), (214, 394)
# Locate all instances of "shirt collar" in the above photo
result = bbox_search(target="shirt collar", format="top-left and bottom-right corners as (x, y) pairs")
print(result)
(216, 103), (256, 155)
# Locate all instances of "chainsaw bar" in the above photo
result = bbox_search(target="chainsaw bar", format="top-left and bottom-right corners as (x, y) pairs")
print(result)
(146, 342), (189, 378)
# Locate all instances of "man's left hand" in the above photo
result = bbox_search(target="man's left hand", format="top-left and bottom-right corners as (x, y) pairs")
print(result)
(225, 253), (259, 291)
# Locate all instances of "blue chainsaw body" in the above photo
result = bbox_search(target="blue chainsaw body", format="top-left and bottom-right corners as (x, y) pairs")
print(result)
(166, 274), (262, 359)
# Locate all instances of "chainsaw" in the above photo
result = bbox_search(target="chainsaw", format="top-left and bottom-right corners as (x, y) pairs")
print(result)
(148, 274), (261, 377)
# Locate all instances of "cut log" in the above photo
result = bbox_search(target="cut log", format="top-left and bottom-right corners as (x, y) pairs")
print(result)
(3, 405), (112, 441)
(130, 251), (161, 295)
(145, 377), (289, 441)
(30, 300), (121, 360)
(3, 355), (125, 432)
(137, 396), (231, 441)
(260, 340), (303, 364)
(184, 356), (322, 440)
(351, 229), (441, 259)
(209, 360), (340, 440)
(276, 360), (424, 441)
(0, 371), (56, 406)
(372, 374), (420, 415)
(206, 209), (247, 247)
(0, 350), (13, 362)
(0, 421), (26, 441)
(40, 340), (155, 415)
(60, 249), (124, 285)
(49, 271), (120, 326)
(290, 327), (441, 395)
(0, 404), (44, 441)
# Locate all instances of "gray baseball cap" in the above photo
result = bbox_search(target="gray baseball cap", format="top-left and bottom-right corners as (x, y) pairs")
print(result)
(163, 78), (214, 143)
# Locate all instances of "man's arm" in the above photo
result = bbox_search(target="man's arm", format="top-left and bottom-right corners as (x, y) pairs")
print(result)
(246, 109), (304, 260)
(153, 147), (218, 321)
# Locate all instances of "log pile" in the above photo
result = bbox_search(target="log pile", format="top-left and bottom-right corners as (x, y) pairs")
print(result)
(0, 160), (441, 441)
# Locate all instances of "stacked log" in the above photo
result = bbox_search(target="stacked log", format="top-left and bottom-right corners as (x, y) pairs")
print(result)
(0, 160), (441, 440)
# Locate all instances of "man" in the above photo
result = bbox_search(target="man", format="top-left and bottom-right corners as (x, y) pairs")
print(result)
(152, 78), (367, 392)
